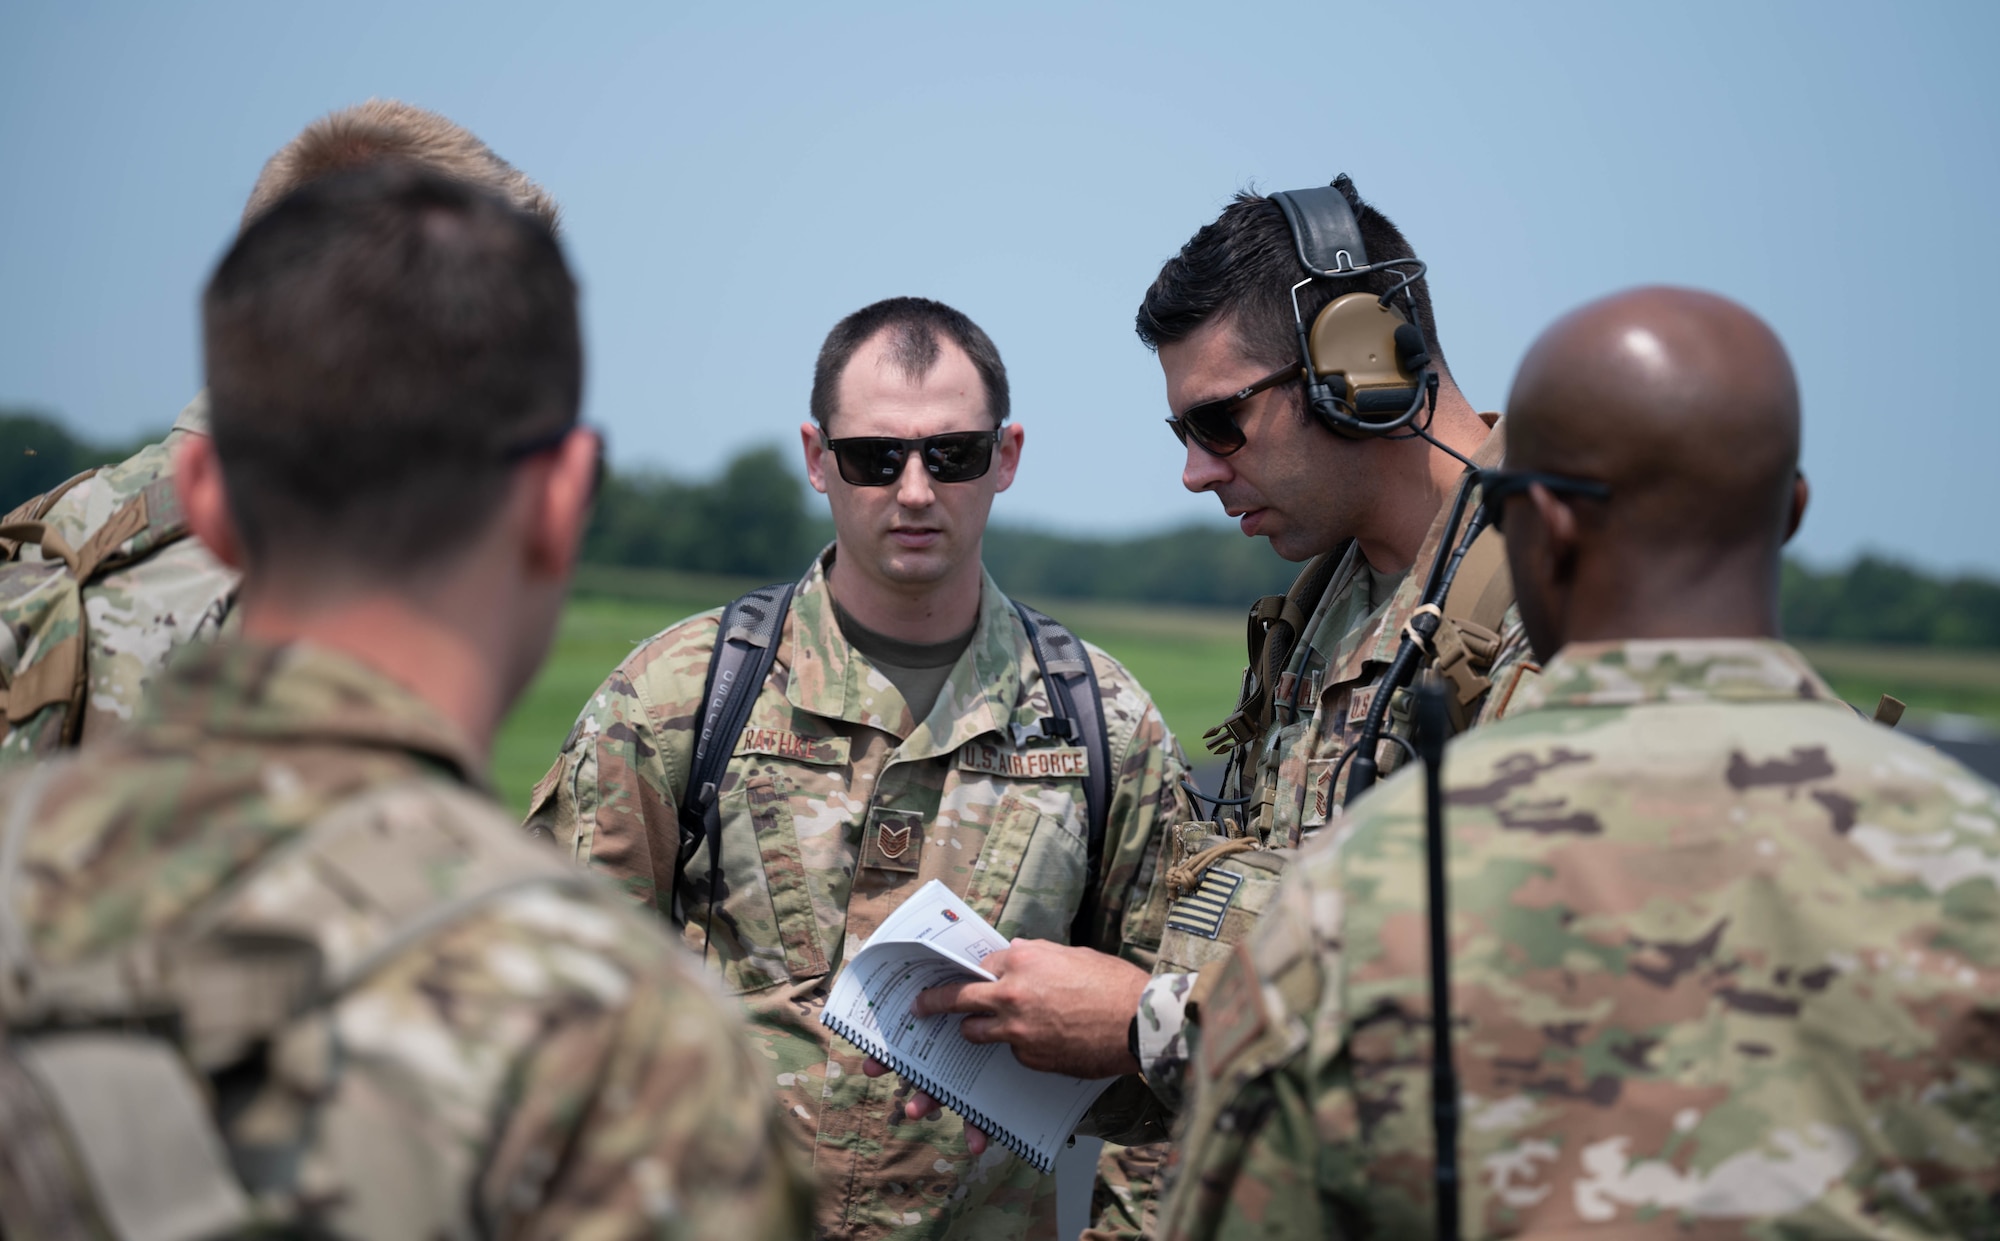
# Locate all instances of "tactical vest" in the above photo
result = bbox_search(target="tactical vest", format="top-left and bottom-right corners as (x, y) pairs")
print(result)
(1159, 522), (1516, 982)
(0, 767), (595, 1241)
(0, 474), (197, 753)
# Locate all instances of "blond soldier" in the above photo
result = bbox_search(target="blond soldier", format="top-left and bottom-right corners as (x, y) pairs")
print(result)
(0, 99), (560, 761)
(527, 297), (1190, 1240)
(1161, 288), (2000, 1239)
(0, 165), (809, 1240)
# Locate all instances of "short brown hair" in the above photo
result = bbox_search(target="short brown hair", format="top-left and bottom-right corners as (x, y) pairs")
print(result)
(809, 297), (1009, 431)
(1137, 174), (1446, 375)
(205, 163), (581, 580)
(241, 99), (560, 233)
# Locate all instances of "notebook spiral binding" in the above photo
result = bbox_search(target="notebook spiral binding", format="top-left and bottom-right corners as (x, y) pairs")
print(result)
(821, 1012), (1058, 1175)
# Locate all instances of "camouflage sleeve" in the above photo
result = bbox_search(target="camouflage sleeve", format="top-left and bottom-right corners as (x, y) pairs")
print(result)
(1135, 969), (1195, 1107)
(1084, 1140), (1172, 1241)
(324, 889), (813, 1240)
(1082, 643), (1191, 964)
(525, 612), (719, 915)
(1156, 854), (1344, 1241)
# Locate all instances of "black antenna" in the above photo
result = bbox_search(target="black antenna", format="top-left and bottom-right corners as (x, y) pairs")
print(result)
(1413, 677), (1461, 1239)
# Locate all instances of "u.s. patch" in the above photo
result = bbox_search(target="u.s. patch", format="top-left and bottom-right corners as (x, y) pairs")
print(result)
(1165, 868), (1243, 941)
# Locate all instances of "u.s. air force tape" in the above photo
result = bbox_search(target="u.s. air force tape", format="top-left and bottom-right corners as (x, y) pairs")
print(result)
(956, 742), (1090, 779)
(1165, 868), (1243, 941)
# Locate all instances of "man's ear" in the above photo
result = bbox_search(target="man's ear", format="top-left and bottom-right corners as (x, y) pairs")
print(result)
(991, 423), (1025, 494)
(1784, 471), (1810, 544)
(172, 434), (248, 570)
(1527, 482), (1581, 578)
(523, 428), (600, 579)
(801, 421), (830, 495)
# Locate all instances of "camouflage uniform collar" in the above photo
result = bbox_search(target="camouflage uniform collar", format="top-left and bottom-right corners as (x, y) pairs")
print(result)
(1513, 638), (1839, 712)
(141, 638), (490, 789)
(787, 548), (1014, 757)
(172, 390), (210, 436)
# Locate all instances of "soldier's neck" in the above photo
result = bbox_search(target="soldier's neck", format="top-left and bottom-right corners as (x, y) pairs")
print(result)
(826, 548), (984, 645)
(1563, 544), (1784, 646)
(237, 592), (506, 758)
(1354, 378), (1490, 576)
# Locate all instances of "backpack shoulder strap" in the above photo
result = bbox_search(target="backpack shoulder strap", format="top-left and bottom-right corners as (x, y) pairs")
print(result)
(1426, 523), (1514, 718)
(1008, 600), (1111, 948)
(0, 479), (198, 750)
(677, 582), (796, 896)
(0, 468), (99, 562)
(1201, 545), (1347, 755)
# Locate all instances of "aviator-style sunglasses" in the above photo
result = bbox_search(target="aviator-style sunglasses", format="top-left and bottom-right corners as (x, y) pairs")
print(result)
(1163, 364), (1300, 458)
(1476, 468), (1611, 531)
(820, 429), (1001, 487)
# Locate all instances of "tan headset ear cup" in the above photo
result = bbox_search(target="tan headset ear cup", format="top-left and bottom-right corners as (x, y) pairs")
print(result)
(1306, 293), (1422, 424)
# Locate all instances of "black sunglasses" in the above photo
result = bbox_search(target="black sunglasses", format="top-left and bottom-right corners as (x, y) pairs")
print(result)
(1477, 469), (1611, 531)
(500, 424), (607, 496)
(1164, 364), (1299, 458)
(820, 430), (1000, 487)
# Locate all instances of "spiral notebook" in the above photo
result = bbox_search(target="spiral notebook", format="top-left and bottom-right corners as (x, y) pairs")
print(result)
(819, 880), (1115, 1174)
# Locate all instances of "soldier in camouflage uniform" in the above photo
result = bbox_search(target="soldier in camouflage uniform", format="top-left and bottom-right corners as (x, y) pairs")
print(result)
(898, 177), (1534, 1239)
(0, 98), (561, 763)
(527, 297), (1191, 1240)
(0, 165), (810, 1239)
(1160, 287), (2000, 1239)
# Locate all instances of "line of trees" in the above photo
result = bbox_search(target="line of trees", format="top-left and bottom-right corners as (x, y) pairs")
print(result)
(9, 409), (2000, 646)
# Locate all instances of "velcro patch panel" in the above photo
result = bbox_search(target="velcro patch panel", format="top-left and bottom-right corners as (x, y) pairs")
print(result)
(1165, 868), (1243, 941)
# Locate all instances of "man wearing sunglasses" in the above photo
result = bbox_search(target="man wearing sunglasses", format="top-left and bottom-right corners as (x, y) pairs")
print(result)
(527, 296), (1191, 1241)
(1162, 286), (2000, 1239)
(899, 178), (1532, 1237)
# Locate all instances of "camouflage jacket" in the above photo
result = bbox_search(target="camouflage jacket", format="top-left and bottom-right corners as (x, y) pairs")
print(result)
(0, 394), (237, 761)
(1094, 422), (1534, 1240)
(0, 638), (812, 1240)
(1134, 420), (1531, 1102)
(525, 551), (1190, 1241)
(1160, 638), (2000, 1240)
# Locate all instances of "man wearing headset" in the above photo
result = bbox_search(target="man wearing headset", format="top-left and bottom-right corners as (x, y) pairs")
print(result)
(525, 296), (1191, 1241)
(906, 176), (1533, 1238)
(1161, 286), (2000, 1239)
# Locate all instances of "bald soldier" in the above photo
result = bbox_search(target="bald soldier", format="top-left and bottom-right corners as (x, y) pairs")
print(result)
(1159, 287), (2000, 1239)
(0, 99), (560, 762)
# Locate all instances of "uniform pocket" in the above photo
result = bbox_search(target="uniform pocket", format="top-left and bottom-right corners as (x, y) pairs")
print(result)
(705, 773), (829, 992)
(966, 789), (1087, 942)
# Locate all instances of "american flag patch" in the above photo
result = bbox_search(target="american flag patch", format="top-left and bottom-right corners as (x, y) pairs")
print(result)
(1165, 869), (1244, 941)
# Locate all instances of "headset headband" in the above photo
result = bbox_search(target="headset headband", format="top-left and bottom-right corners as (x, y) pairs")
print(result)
(1271, 186), (1371, 278)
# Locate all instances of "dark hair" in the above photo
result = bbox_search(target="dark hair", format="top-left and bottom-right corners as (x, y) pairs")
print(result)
(809, 297), (1009, 430)
(203, 161), (582, 577)
(1135, 174), (1447, 374)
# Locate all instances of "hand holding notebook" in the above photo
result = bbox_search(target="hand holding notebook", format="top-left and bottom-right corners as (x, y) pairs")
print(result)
(820, 880), (1116, 1173)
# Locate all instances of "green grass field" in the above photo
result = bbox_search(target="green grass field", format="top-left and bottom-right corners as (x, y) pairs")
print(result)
(492, 565), (2000, 813)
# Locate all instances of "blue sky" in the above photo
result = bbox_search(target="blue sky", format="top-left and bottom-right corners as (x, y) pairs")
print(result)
(4, 1), (1996, 571)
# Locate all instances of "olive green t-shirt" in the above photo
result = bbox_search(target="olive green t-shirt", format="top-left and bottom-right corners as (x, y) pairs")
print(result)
(831, 600), (977, 725)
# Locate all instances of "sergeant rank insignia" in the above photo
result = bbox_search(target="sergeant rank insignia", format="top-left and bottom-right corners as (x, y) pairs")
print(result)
(1164, 868), (1243, 941)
